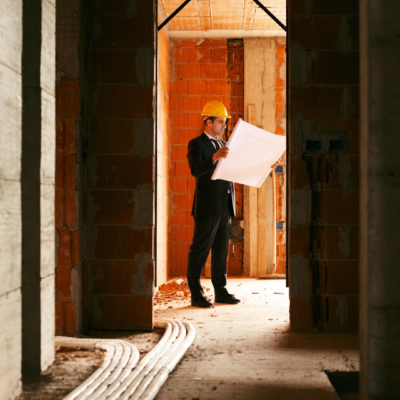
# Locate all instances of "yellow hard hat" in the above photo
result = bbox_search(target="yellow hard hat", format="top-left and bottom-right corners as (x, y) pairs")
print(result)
(201, 100), (231, 119)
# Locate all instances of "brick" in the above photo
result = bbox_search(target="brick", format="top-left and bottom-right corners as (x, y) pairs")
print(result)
(170, 177), (188, 193)
(277, 48), (285, 57)
(179, 96), (203, 112)
(276, 259), (286, 274)
(94, 295), (152, 330)
(93, 85), (153, 118)
(173, 47), (189, 63)
(318, 261), (359, 296)
(187, 80), (210, 95)
(212, 39), (227, 47)
(227, 258), (243, 276)
(56, 81), (79, 117)
(181, 39), (197, 47)
(209, 80), (230, 95)
(170, 209), (187, 225)
(171, 145), (187, 162)
(290, 297), (313, 331)
(89, 260), (145, 295)
(202, 64), (226, 79)
(178, 64), (202, 79)
(55, 302), (64, 336)
(71, 229), (79, 265)
(228, 49), (244, 65)
(187, 177), (196, 193)
(169, 259), (188, 277)
(94, 226), (153, 259)
(56, 118), (64, 154)
(289, 226), (309, 257)
(172, 193), (193, 210)
(211, 48), (228, 63)
(64, 302), (76, 336)
(92, 15), (154, 49)
(56, 155), (64, 190)
(55, 191), (64, 228)
(187, 113), (203, 129)
(170, 96), (179, 111)
(58, 228), (71, 265)
(64, 155), (77, 191)
(63, 118), (76, 154)
(186, 210), (194, 225)
(188, 48), (210, 63)
(56, 265), (72, 302)
(169, 243), (189, 259)
(64, 192), (76, 227)
(169, 226), (194, 242)
(92, 155), (152, 189)
(170, 80), (188, 95)
(171, 113), (188, 128)
(196, 39), (211, 47)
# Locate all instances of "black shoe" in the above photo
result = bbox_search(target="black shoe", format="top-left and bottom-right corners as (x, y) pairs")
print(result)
(191, 296), (214, 308)
(215, 293), (241, 304)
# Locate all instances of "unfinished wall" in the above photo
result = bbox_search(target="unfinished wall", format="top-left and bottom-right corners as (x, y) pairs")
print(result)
(81, 0), (156, 330)
(168, 38), (244, 278)
(288, 0), (360, 330)
(360, 0), (400, 397)
(157, 17), (170, 287)
(0, 0), (23, 397)
(21, 0), (56, 375)
(275, 37), (287, 275)
(55, 0), (80, 337)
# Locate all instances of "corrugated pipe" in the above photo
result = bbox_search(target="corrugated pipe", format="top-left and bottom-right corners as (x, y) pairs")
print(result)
(55, 319), (195, 400)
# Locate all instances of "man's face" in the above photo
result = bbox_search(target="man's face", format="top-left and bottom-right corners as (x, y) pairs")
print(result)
(209, 117), (227, 137)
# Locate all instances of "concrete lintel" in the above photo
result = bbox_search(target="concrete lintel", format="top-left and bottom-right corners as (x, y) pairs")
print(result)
(168, 29), (286, 39)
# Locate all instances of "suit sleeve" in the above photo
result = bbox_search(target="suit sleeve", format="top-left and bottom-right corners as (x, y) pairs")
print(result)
(187, 139), (216, 178)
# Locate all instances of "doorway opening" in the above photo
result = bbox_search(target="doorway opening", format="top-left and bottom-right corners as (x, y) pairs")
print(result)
(155, 0), (288, 301)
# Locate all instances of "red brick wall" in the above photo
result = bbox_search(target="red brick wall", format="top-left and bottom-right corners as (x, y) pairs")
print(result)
(55, 0), (81, 336)
(288, 0), (360, 331)
(275, 38), (286, 275)
(168, 38), (244, 278)
(81, 0), (156, 331)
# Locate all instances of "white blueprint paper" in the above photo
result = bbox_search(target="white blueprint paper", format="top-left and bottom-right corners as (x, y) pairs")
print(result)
(211, 119), (286, 188)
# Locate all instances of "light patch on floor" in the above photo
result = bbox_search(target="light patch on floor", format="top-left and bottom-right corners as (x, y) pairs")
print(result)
(155, 278), (359, 400)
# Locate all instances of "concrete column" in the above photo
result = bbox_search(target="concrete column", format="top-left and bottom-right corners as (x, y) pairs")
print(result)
(244, 38), (276, 277)
(360, 0), (400, 398)
(0, 1), (23, 398)
(21, 0), (56, 375)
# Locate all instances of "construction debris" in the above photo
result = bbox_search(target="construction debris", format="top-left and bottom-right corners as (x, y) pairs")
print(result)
(154, 278), (211, 306)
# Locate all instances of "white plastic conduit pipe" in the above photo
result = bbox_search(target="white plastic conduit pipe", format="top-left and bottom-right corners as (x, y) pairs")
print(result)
(140, 321), (196, 400)
(56, 319), (195, 400)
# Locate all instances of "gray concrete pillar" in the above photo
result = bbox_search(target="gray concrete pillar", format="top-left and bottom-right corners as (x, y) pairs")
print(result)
(360, 0), (400, 398)
(21, 0), (56, 375)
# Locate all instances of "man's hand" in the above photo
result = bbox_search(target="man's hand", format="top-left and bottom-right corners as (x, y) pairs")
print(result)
(271, 157), (282, 169)
(212, 146), (229, 162)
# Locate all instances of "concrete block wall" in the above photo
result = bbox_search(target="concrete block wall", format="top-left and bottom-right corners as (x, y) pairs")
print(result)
(156, 15), (170, 287)
(288, 0), (360, 330)
(81, 0), (156, 330)
(168, 38), (244, 278)
(0, 1), (23, 397)
(55, 0), (80, 336)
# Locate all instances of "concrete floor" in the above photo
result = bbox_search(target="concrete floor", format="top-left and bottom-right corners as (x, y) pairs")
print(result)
(18, 278), (359, 400)
(154, 278), (359, 400)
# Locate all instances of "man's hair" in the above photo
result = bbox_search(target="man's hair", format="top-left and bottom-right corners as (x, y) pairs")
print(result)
(203, 116), (217, 126)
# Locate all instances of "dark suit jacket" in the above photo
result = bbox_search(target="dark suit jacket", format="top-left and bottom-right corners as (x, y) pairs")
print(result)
(187, 133), (236, 217)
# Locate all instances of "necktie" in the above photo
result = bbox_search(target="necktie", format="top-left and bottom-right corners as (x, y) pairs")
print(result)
(210, 139), (231, 194)
(210, 139), (220, 149)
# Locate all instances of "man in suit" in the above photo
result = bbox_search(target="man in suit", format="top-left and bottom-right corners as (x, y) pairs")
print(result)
(186, 100), (239, 308)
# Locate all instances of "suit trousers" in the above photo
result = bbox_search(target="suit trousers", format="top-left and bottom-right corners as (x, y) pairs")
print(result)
(187, 213), (231, 300)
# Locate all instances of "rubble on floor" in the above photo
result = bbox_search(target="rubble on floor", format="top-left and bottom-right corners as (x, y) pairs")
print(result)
(154, 278), (212, 307)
